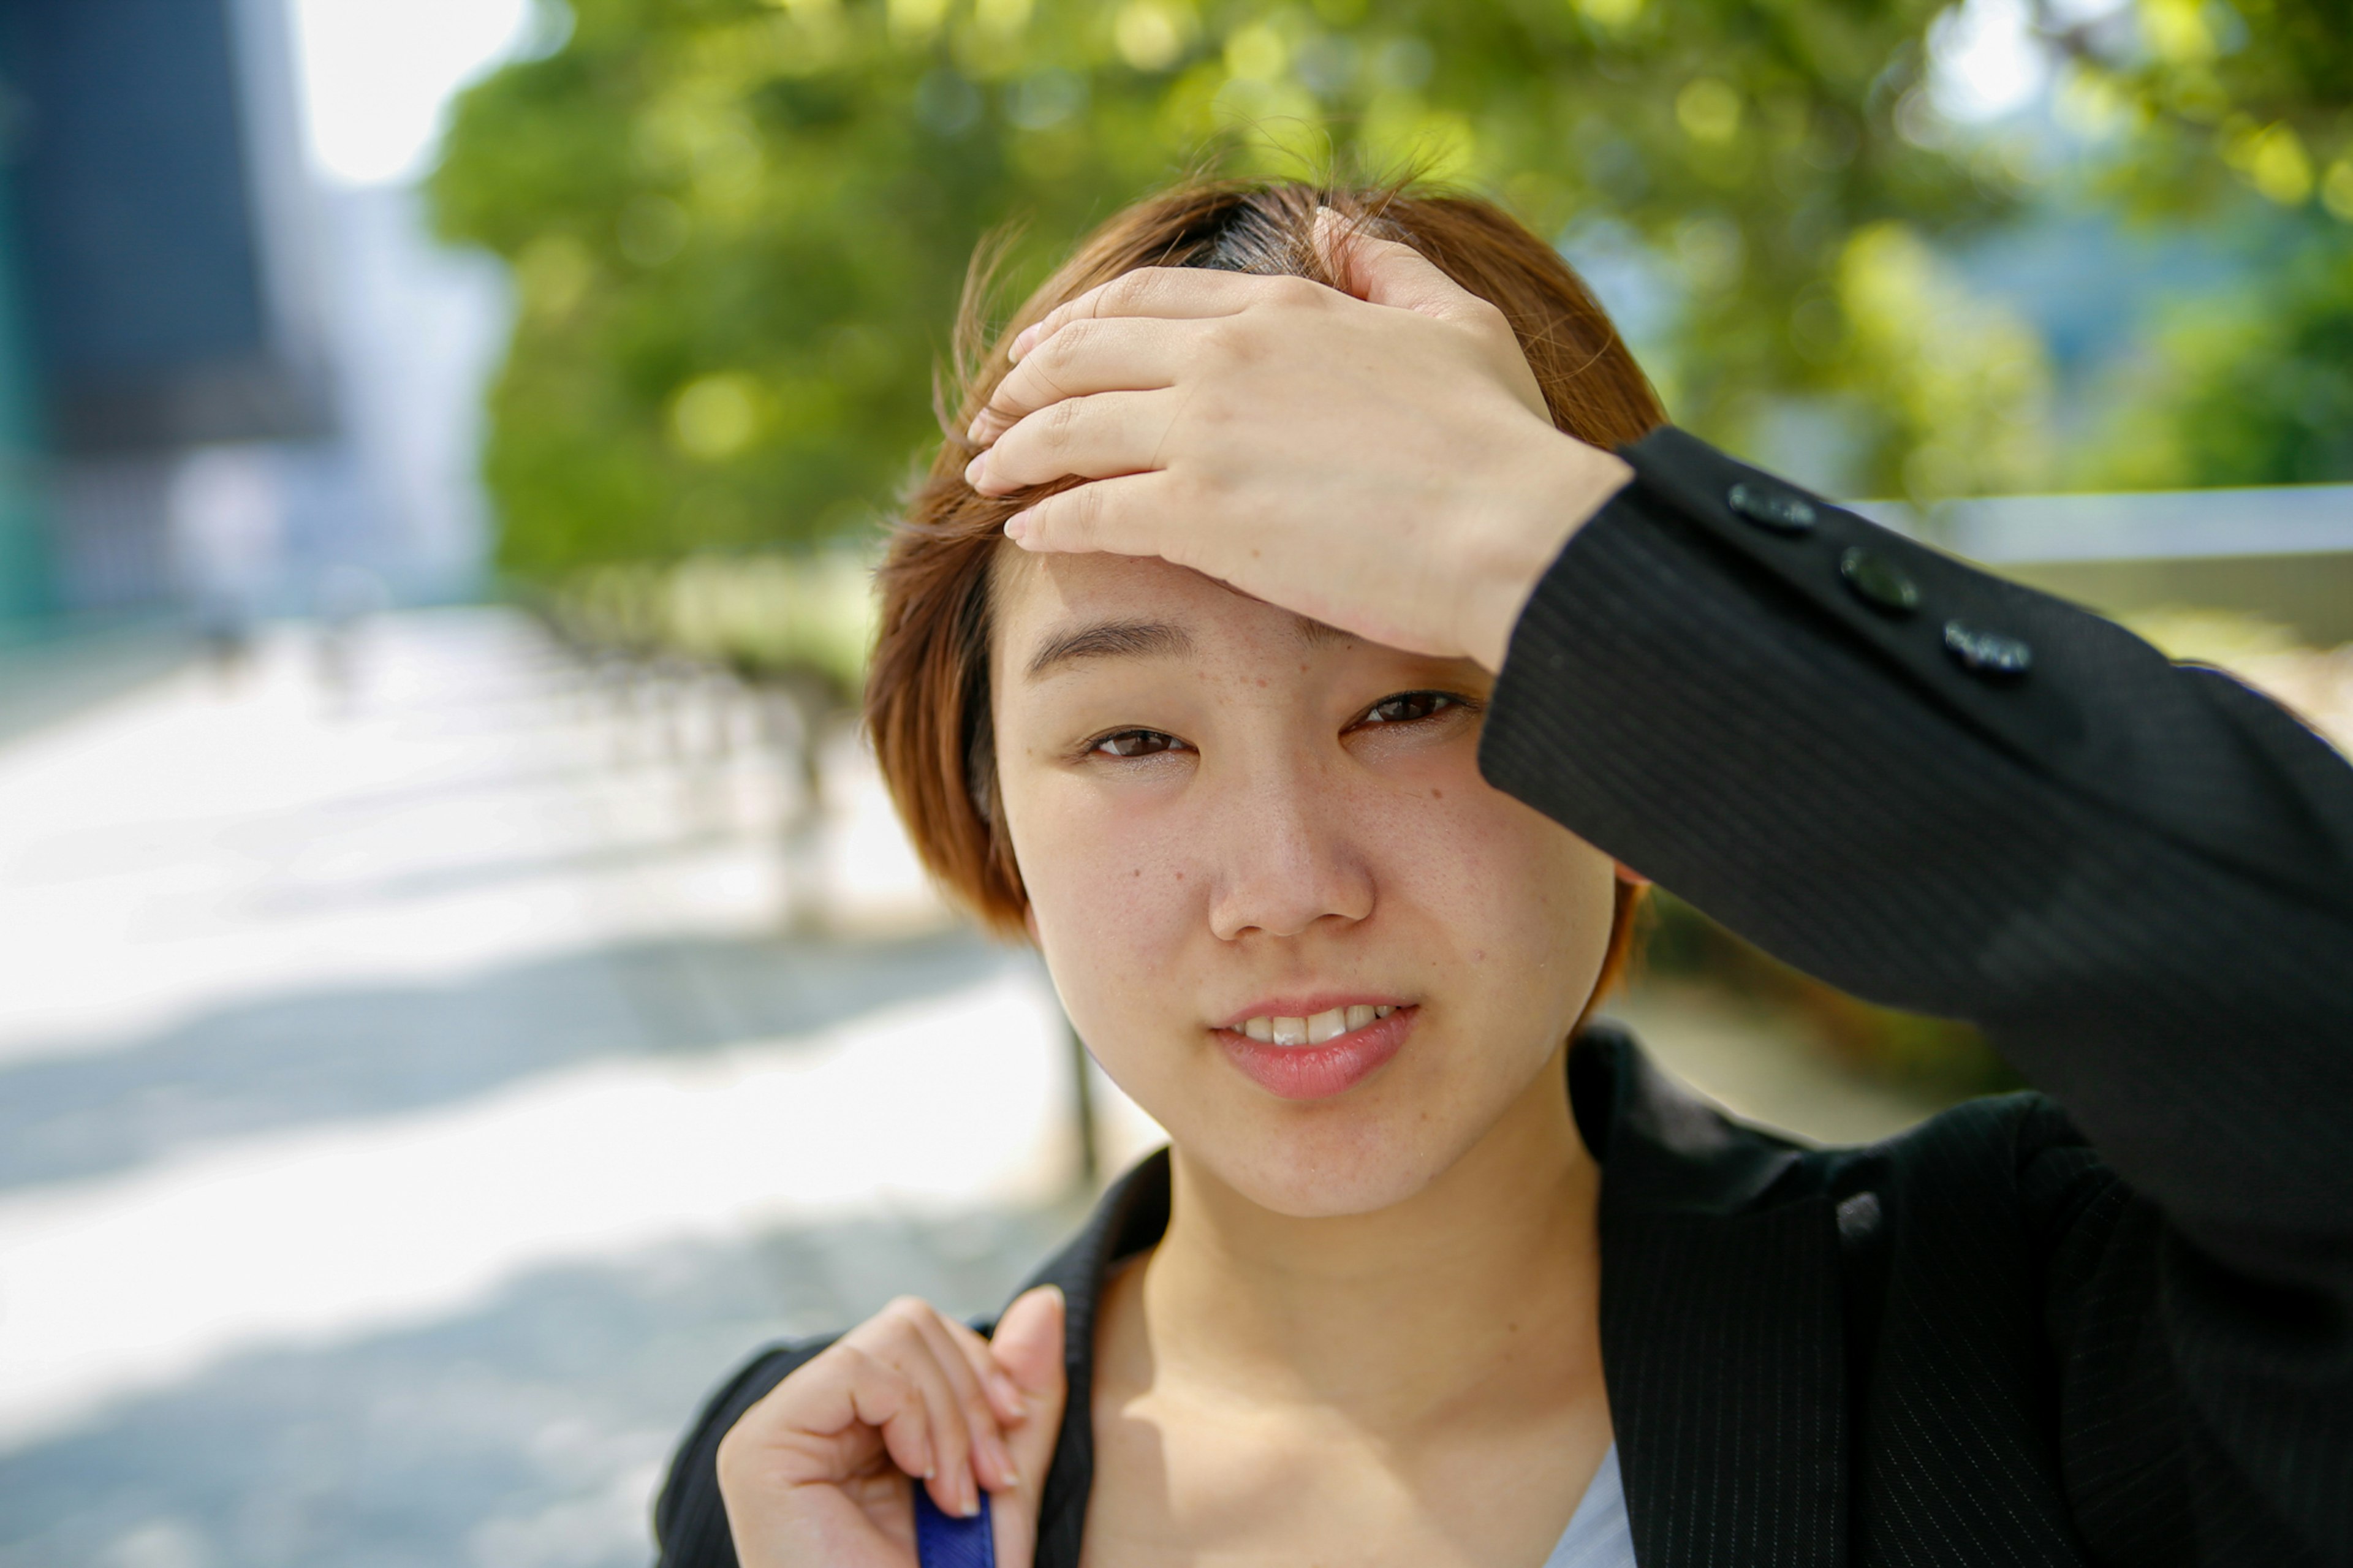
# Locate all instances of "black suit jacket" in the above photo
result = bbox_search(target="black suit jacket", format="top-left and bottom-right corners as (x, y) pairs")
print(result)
(654, 428), (2353, 1567)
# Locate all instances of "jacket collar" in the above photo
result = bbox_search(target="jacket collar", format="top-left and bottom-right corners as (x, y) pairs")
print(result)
(1013, 1023), (1849, 1568)
(1577, 1026), (1851, 1568)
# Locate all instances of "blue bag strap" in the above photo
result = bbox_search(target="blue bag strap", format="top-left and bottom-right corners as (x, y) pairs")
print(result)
(914, 1483), (996, 1568)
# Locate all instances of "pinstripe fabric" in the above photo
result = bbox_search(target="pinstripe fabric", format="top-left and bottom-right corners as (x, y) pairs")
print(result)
(1485, 429), (2352, 1565)
(653, 429), (2351, 1567)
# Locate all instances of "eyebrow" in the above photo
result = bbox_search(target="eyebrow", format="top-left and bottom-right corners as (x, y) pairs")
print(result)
(1025, 618), (1194, 678)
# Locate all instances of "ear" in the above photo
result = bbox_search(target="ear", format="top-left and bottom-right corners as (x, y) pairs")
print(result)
(1613, 860), (1653, 890)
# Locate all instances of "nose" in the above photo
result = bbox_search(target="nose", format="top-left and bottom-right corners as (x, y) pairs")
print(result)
(1205, 756), (1376, 942)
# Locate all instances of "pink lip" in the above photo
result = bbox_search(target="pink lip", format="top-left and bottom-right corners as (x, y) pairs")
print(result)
(1215, 1006), (1417, 1101)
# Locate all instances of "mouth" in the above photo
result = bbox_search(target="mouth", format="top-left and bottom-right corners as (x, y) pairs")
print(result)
(1213, 1000), (1416, 1101)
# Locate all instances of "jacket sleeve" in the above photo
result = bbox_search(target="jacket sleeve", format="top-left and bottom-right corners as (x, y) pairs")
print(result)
(1479, 426), (2353, 1553)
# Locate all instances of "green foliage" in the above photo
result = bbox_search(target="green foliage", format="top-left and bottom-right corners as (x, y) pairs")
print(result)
(431, 0), (2011, 576)
(547, 551), (876, 691)
(431, 0), (2352, 578)
(2039, 0), (2352, 216)
(2035, 0), (2353, 492)
(2080, 220), (2353, 490)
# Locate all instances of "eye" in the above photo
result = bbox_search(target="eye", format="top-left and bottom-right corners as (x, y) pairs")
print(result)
(1354, 690), (1467, 727)
(1089, 728), (1188, 759)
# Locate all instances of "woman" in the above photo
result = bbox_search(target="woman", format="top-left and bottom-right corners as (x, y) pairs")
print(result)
(656, 181), (2353, 1568)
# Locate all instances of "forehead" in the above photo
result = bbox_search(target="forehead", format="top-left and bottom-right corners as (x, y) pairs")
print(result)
(988, 545), (1331, 665)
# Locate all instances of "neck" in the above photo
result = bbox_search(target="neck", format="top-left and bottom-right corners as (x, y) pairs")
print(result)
(1131, 1043), (1602, 1428)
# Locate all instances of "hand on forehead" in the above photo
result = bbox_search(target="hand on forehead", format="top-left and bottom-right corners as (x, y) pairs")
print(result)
(957, 211), (1604, 672)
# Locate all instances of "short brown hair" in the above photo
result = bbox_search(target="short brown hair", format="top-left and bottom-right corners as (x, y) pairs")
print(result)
(867, 179), (1664, 1001)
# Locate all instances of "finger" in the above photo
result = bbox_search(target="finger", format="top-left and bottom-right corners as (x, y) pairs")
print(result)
(803, 1342), (933, 1485)
(968, 316), (1192, 447)
(863, 1312), (981, 1518)
(1007, 266), (1281, 363)
(903, 1306), (1020, 1494)
(990, 1286), (1066, 1410)
(1004, 471), (1182, 559)
(1311, 206), (1483, 323)
(901, 1339), (985, 1519)
(939, 1314), (1029, 1426)
(987, 1286), (1068, 1568)
(970, 388), (1179, 496)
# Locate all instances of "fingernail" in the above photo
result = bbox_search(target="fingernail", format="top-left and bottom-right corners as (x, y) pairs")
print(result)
(1004, 512), (1030, 543)
(1009, 325), (1038, 362)
(964, 417), (985, 443)
(963, 452), (987, 488)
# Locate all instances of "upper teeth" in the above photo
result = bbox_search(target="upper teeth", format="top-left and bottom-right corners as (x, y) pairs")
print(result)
(1240, 1005), (1395, 1045)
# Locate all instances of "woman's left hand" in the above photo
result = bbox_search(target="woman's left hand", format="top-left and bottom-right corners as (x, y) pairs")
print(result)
(963, 211), (1633, 672)
(714, 1287), (1067, 1568)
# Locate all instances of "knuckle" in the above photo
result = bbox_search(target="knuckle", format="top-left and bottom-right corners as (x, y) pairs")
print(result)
(1106, 270), (1158, 312)
(1040, 316), (1094, 366)
(1089, 278), (1134, 319)
(1168, 472), (1211, 522)
(980, 373), (1025, 416)
(1269, 274), (1327, 309)
(1470, 297), (1517, 339)
(1186, 388), (1237, 434)
(841, 1341), (907, 1389)
(1202, 317), (1252, 364)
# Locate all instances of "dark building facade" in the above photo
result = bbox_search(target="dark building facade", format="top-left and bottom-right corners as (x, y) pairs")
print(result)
(0, 0), (327, 624)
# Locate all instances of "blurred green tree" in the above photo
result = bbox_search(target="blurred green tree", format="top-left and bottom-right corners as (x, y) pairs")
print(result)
(2039, 0), (2352, 491)
(430, 0), (2351, 578)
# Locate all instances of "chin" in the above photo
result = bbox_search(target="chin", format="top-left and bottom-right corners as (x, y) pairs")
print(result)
(1186, 1109), (1466, 1219)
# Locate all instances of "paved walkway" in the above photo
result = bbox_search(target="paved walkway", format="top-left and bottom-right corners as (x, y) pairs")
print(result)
(0, 609), (1939, 1568)
(0, 612), (1160, 1568)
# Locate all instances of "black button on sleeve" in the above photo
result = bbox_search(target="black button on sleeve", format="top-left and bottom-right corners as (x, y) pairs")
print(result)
(1726, 482), (1817, 535)
(1839, 546), (1920, 616)
(1943, 619), (2033, 678)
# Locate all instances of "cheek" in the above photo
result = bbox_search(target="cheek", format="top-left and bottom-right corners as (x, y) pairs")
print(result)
(1002, 768), (1207, 1031)
(1374, 782), (1616, 974)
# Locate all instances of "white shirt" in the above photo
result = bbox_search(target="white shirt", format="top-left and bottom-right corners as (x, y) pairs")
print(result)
(1540, 1445), (1636, 1568)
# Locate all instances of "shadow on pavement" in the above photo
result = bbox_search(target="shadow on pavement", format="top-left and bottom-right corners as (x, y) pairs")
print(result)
(0, 929), (1011, 1194)
(251, 829), (765, 915)
(0, 1202), (1081, 1568)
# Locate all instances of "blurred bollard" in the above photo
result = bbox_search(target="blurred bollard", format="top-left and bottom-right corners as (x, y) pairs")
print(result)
(1069, 1017), (1100, 1194)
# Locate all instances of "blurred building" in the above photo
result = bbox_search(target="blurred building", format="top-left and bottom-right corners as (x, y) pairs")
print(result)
(0, 0), (503, 649)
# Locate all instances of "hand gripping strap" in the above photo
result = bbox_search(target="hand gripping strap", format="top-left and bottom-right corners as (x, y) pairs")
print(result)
(914, 1484), (996, 1568)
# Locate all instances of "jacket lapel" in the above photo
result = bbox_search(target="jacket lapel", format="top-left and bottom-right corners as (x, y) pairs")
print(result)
(1578, 1027), (1851, 1568)
(1020, 1151), (1171, 1568)
(1017, 1031), (1850, 1568)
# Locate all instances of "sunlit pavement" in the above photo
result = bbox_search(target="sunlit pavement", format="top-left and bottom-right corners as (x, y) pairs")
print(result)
(0, 610), (1157, 1568)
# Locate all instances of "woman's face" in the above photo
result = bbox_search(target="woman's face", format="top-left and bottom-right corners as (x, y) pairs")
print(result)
(988, 546), (1618, 1218)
